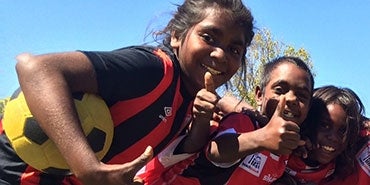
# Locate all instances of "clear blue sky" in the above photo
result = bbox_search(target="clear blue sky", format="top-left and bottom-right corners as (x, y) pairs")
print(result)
(1, 0), (369, 116)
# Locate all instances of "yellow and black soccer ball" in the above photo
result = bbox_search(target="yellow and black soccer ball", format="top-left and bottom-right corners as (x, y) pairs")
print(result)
(2, 89), (113, 175)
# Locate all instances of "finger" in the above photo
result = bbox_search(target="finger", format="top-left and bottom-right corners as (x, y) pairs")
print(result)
(273, 96), (286, 118)
(300, 141), (308, 158)
(204, 71), (215, 93)
(133, 176), (144, 184)
(127, 146), (153, 176)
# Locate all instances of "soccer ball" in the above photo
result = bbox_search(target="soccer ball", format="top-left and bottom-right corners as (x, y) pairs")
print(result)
(2, 89), (114, 175)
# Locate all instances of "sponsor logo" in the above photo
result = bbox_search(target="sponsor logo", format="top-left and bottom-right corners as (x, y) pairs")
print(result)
(240, 153), (267, 177)
(357, 142), (370, 176)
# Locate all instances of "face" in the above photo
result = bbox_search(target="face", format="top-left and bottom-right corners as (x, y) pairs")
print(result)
(255, 62), (312, 125)
(309, 103), (348, 164)
(170, 8), (246, 96)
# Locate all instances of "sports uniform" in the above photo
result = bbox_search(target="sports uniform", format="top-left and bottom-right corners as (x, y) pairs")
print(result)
(325, 140), (370, 185)
(138, 111), (288, 185)
(285, 154), (335, 184)
(0, 45), (195, 185)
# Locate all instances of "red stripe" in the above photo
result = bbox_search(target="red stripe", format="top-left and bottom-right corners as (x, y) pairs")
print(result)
(110, 49), (174, 126)
(108, 79), (184, 163)
(20, 166), (41, 185)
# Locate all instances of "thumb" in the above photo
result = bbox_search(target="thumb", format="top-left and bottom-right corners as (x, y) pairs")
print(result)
(204, 72), (215, 93)
(127, 146), (153, 175)
(273, 96), (286, 118)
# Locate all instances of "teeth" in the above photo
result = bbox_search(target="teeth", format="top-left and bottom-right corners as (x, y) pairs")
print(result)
(283, 111), (294, 118)
(202, 64), (222, 75)
(321, 145), (335, 152)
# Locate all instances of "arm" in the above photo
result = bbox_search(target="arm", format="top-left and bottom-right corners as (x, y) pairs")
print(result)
(16, 52), (152, 185)
(208, 96), (304, 164)
(217, 93), (255, 114)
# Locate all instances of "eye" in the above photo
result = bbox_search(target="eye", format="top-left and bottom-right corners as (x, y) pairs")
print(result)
(201, 33), (214, 43)
(274, 86), (285, 95)
(297, 91), (310, 102)
(320, 122), (330, 130)
(229, 46), (242, 56)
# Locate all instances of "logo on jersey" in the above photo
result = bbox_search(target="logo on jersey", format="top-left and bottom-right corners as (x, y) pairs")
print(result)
(357, 142), (370, 176)
(159, 107), (172, 123)
(164, 107), (172, 117)
(240, 153), (267, 177)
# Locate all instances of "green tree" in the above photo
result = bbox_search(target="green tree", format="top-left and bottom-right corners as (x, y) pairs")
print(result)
(0, 98), (9, 115)
(225, 28), (314, 107)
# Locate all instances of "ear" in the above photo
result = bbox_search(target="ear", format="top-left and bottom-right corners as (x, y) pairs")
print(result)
(255, 86), (263, 107)
(170, 32), (181, 49)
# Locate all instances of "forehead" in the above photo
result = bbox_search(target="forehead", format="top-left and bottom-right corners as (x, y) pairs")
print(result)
(267, 62), (312, 91)
(194, 8), (246, 45)
(326, 103), (347, 127)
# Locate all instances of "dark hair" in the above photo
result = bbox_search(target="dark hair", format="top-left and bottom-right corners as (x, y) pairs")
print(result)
(155, 0), (255, 89)
(356, 115), (369, 152)
(259, 56), (314, 95)
(159, 0), (254, 48)
(301, 85), (365, 179)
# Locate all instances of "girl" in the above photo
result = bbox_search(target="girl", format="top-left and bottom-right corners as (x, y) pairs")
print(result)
(0, 0), (255, 184)
(282, 85), (365, 184)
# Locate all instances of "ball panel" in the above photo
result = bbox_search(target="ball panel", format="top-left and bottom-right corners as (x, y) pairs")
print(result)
(24, 117), (48, 145)
(86, 127), (106, 152)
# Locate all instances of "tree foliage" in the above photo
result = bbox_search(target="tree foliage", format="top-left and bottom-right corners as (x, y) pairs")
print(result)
(0, 98), (9, 115)
(224, 28), (314, 107)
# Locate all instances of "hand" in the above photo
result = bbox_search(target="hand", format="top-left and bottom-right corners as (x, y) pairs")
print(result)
(182, 72), (219, 153)
(259, 96), (305, 155)
(293, 136), (313, 159)
(192, 72), (218, 121)
(78, 146), (153, 185)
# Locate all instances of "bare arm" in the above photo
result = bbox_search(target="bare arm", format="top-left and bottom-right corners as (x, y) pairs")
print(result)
(16, 52), (152, 184)
(208, 96), (304, 163)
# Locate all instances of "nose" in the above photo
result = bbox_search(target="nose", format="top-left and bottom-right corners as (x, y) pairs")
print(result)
(210, 47), (226, 62)
(326, 131), (341, 143)
(285, 91), (298, 106)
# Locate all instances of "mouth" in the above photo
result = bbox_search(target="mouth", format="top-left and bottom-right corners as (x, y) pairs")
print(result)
(317, 144), (336, 152)
(201, 64), (222, 75)
(283, 110), (295, 118)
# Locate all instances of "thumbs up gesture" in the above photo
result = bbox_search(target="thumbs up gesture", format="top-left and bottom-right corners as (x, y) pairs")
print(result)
(193, 72), (218, 120)
(258, 96), (305, 155)
(180, 72), (219, 153)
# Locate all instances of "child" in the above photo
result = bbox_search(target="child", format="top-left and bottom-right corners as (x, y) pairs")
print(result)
(136, 56), (314, 185)
(282, 85), (365, 184)
(324, 116), (370, 185)
(0, 0), (255, 184)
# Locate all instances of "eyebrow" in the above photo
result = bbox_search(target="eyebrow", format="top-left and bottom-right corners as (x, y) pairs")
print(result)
(200, 24), (246, 47)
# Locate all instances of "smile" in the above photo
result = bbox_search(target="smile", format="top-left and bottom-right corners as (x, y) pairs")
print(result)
(318, 144), (335, 152)
(201, 64), (222, 75)
(283, 110), (295, 118)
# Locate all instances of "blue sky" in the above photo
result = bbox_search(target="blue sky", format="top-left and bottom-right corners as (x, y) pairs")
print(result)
(1, 0), (369, 116)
